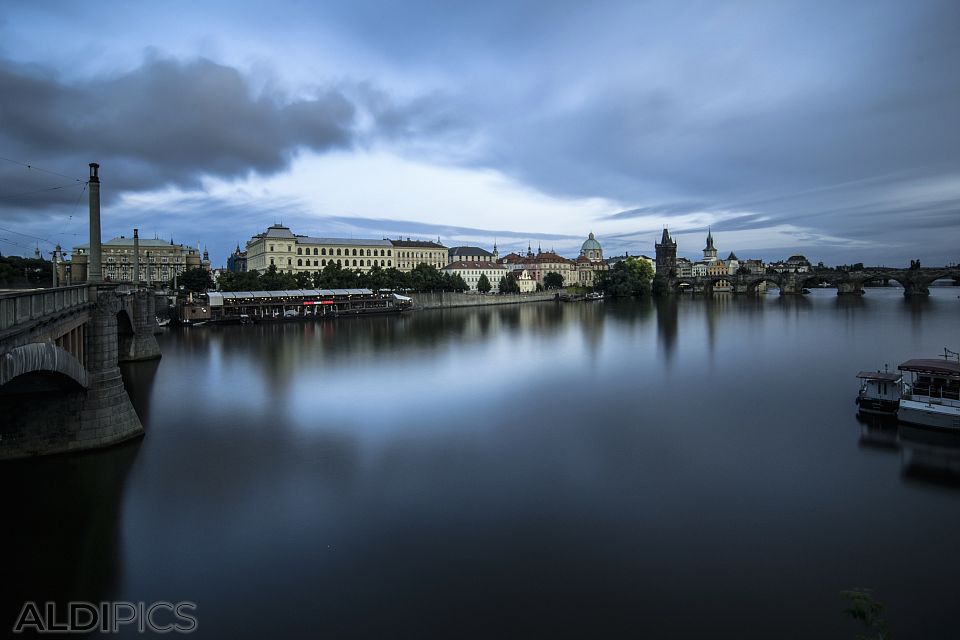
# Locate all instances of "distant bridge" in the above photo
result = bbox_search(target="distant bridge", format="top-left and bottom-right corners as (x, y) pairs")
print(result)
(669, 266), (960, 296)
(0, 284), (160, 460)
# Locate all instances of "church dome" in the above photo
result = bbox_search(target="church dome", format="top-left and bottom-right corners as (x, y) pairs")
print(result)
(581, 232), (602, 253)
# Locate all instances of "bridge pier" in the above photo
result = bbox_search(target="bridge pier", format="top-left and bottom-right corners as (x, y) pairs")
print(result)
(902, 281), (930, 296)
(118, 290), (161, 362)
(0, 290), (144, 460)
(778, 273), (803, 295)
(836, 280), (865, 296)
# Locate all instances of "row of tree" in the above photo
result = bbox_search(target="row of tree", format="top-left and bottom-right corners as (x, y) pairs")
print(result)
(206, 263), (471, 294)
(594, 257), (655, 297)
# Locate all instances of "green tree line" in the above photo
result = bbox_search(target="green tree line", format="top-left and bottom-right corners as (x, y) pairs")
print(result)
(212, 263), (469, 293)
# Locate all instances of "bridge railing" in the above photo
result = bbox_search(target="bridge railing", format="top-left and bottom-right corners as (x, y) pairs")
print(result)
(0, 285), (91, 333)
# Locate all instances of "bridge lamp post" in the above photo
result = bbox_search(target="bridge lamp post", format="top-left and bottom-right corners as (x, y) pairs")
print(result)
(87, 163), (102, 284)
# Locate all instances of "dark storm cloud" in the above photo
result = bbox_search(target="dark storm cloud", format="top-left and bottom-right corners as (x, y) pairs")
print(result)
(0, 54), (358, 211)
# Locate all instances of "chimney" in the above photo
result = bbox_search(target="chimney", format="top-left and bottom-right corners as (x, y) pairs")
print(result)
(133, 228), (140, 285)
(87, 163), (102, 283)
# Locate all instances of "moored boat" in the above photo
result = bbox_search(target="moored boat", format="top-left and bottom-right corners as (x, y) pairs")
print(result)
(856, 369), (903, 416)
(897, 351), (960, 430)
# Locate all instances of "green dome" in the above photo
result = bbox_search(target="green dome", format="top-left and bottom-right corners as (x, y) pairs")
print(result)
(581, 232), (602, 252)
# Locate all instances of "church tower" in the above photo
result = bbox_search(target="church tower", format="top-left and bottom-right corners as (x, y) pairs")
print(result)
(703, 228), (717, 263)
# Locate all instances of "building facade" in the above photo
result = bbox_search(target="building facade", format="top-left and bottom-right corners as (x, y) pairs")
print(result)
(391, 239), (449, 271)
(448, 246), (495, 264)
(442, 261), (508, 292)
(70, 236), (202, 284)
(245, 225), (450, 274)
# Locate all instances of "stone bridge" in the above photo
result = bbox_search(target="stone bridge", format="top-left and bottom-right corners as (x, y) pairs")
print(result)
(0, 284), (161, 460)
(669, 266), (960, 296)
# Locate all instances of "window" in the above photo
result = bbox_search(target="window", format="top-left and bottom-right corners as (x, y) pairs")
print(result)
(287, 245), (291, 252)
(297, 259), (303, 266)
(366, 249), (371, 256)
(270, 245), (274, 252)
(287, 258), (292, 265)
(313, 248), (318, 255)
(337, 249), (341, 256)
(314, 260), (318, 266)
(388, 250), (392, 257)
(297, 248), (302, 255)
(322, 260), (327, 266)
(337, 260), (342, 266)
(352, 260), (357, 266)
(352, 249), (357, 256)
(321, 248), (326, 255)
(388, 260), (392, 267)
(270, 258), (275, 265)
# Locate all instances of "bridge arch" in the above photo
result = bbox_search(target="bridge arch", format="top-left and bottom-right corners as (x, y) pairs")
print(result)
(746, 276), (781, 292)
(0, 342), (89, 390)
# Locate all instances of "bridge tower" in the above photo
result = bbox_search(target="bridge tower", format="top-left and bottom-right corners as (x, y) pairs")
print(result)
(655, 228), (677, 275)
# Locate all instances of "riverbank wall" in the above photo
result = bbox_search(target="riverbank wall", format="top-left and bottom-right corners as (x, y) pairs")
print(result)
(409, 291), (557, 310)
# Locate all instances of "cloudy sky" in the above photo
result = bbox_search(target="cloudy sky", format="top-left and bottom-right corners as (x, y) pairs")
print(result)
(1, 0), (957, 266)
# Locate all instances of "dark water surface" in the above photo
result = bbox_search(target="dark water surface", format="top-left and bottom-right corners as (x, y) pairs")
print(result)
(5, 288), (960, 638)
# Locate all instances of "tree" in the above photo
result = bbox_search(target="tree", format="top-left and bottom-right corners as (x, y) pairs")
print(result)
(543, 271), (564, 289)
(596, 258), (654, 297)
(499, 272), (520, 294)
(217, 269), (261, 291)
(294, 271), (313, 289)
(176, 267), (213, 293)
(259, 264), (296, 290)
(476, 273), (492, 293)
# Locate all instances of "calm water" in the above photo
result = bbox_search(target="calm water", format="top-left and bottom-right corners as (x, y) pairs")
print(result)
(4, 288), (960, 638)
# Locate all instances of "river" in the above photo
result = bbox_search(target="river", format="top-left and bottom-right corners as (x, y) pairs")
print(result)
(4, 287), (960, 638)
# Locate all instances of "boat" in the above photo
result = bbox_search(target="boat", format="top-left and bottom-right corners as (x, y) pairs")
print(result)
(896, 350), (960, 430)
(585, 291), (605, 301)
(855, 368), (903, 416)
(156, 316), (171, 327)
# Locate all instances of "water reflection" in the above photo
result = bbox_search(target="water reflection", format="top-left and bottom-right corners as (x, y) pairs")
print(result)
(899, 426), (960, 489)
(856, 418), (960, 490)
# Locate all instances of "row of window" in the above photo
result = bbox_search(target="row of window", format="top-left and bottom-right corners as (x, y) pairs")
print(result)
(294, 247), (393, 257)
(282, 259), (395, 268)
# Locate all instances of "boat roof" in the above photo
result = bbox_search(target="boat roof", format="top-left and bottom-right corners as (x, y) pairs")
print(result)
(898, 359), (960, 376)
(856, 371), (902, 381)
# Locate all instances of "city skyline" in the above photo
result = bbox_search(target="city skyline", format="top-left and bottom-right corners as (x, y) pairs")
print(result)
(1, 1), (958, 266)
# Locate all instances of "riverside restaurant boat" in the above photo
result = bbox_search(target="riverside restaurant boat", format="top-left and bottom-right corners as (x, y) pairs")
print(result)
(855, 368), (903, 417)
(896, 352), (960, 431)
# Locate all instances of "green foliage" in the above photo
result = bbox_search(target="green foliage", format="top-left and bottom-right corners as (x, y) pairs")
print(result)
(476, 273), (492, 293)
(0, 255), (51, 287)
(174, 267), (213, 293)
(218, 270), (262, 291)
(596, 258), (654, 297)
(258, 264), (297, 290)
(499, 272), (520, 294)
(842, 589), (891, 640)
(543, 271), (564, 289)
(294, 271), (313, 289)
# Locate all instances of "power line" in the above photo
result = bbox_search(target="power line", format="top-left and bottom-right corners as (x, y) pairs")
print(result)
(0, 225), (54, 246)
(0, 155), (86, 183)
(0, 181), (85, 202)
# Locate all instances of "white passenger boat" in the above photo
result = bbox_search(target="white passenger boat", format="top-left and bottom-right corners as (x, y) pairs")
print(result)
(855, 369), (903, 416)
(897, 351), (960, 431)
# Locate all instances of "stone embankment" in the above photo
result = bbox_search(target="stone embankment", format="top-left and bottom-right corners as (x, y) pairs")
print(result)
(409, 291), (556, 310)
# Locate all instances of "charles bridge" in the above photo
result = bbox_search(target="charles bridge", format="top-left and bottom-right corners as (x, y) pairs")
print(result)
(669, 266), (960, 296)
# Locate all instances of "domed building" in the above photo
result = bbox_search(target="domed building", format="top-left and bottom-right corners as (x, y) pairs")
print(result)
(580, 232), (603, 262)
(577, 232), (608, 286)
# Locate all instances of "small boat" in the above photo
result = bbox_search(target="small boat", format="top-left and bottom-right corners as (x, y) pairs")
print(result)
(156, 316), (171, 327)
(856, 368), (903, 416)
(585, 291), (605, 301)
(897, 351), (960, 430)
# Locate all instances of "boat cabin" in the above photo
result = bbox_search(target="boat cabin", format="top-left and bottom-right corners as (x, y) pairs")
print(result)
(856, 370), (903, 416)
(899, 359), (960, 402)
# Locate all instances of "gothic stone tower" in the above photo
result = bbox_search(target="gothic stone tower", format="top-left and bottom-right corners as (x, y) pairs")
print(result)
(655, 228), (677, 274)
